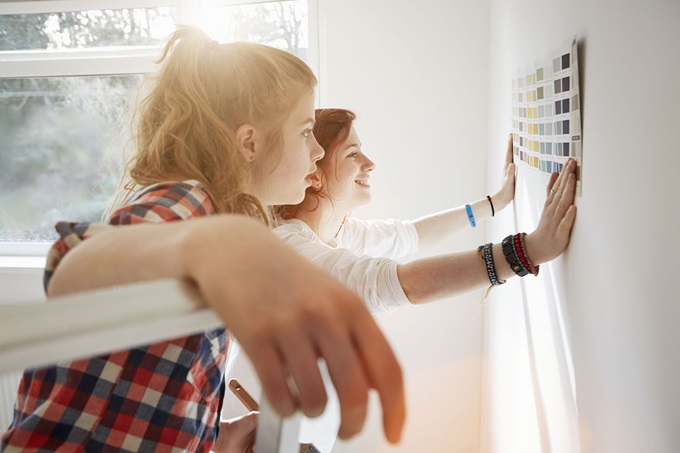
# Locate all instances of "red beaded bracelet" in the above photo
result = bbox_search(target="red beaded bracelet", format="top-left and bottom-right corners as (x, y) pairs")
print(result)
(515, 233), (539, 276)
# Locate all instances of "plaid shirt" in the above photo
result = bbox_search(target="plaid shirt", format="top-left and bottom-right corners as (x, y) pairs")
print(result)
(1, 181), (230, 453)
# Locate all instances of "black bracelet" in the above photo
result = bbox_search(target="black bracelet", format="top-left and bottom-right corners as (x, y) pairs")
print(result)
(487, 195), (495, 217)
(480, 243), (505, 286)
(502, 234), (529, 277)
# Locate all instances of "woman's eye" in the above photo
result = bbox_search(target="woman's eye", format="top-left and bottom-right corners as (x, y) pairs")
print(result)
(303, 129), (312, 137)
(348, 151), (358, 157)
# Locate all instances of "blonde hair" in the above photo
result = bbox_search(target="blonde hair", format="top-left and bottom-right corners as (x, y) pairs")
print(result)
(114, 26), (317, 224)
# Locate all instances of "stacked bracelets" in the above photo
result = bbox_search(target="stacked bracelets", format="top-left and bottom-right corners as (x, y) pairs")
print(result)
(501, 232), (539, 277)
(479, 233), (539, 290)
(477, 233), (538, 303)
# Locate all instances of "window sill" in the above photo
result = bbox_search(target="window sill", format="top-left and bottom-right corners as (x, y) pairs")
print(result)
(0, 243), (50, 269)
(0, 256), (47, 269)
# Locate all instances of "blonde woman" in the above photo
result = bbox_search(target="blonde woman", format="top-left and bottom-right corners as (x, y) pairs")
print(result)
(1, 31), (404, 452)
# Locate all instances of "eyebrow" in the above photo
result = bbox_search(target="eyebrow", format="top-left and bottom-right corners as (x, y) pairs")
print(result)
(344, 142), (361, 150)
(301, 118), (315, 126)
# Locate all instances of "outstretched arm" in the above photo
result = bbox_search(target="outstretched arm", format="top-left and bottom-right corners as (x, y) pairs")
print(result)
(400, 158), (577, 304)
(48, 215), (405, 443)
(279, 158), (576, 309)
(414, 133), (516, 249)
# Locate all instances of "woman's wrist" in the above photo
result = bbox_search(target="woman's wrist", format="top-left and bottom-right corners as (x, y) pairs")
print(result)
(523, 232), (548, 265)
(490, 191), (510, 213)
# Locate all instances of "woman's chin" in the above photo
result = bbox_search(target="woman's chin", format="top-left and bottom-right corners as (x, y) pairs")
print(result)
(349, 195), (371, 210)
(266, 189), (306, 207)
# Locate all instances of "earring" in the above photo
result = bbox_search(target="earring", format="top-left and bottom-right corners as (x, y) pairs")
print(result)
(313, 183), (323, 192)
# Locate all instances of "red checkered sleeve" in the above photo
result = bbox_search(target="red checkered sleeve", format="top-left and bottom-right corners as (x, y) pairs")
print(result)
(43, 180), (215, 292)
(2, 180), (230, 453)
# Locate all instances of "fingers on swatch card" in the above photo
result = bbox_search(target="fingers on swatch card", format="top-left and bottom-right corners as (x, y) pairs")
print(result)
(512, 36), (582, 195)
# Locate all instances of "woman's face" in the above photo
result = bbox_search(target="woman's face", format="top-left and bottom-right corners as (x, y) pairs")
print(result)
(252, 90), (324, 205)
(322, 126), (375, 212)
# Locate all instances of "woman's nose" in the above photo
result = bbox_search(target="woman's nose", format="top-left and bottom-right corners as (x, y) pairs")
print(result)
(312, 137), (325, 162)
(363, 156), (375, 171)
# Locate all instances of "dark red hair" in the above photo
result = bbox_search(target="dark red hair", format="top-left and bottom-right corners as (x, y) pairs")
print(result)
(279, 108), (356, 219)
(313, 108), (357, 159)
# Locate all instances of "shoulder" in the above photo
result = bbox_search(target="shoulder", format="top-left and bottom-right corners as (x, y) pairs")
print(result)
(339, 217), (415, 239)
(110, 180), (215, 225)
(336, 217), (418, 257)
(273, 219), (314, 239)
(273, 219), (329, 250)
(334, 217), (373, 242)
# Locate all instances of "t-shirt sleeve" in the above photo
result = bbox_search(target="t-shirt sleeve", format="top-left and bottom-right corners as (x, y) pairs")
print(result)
(336, 217), (419, 259)
(274, 223), (413, 313)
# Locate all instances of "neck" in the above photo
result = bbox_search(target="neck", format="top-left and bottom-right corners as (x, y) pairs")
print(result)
(293, 196), (349, 244)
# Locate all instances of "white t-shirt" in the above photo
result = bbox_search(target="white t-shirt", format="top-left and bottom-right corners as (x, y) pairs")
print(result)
(275, 217), (419, 313)
(222, 217), (419, 452)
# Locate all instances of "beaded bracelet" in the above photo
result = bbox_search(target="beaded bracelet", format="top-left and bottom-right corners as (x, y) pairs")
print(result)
(477, 244), (506, 305)
(516, 232), (539, 275)
(502, 234), (529, 277)
(477, 243), (506, 286)
(511, 234), (532, 275)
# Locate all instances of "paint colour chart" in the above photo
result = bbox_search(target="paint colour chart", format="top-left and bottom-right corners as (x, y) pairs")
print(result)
(512, 36), (582, 195)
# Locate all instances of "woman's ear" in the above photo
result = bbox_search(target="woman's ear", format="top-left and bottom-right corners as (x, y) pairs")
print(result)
(310, 170), (324, 191)
(235, 124), (257, 163)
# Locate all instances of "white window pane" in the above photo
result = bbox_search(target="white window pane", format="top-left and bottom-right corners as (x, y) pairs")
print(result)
(213, 0), (308, 61)
(0, 75), (141, 242)
(0, 7), (177, 51)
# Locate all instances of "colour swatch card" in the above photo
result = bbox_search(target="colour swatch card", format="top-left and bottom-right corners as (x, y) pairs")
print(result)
(512, 36), (582, 195)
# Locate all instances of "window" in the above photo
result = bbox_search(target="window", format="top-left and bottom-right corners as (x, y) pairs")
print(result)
(0, 0), (317, 260)
(212, 1), (309, 61)
(1, 74), (143, 242)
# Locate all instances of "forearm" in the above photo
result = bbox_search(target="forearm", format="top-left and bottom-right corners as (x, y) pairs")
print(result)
(413, 194), (506, 250)
(47, 215), (261, 298)
(396, 242), (519, 304)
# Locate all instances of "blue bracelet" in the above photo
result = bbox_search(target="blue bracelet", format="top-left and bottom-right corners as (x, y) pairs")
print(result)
(465, 204), (476, 228)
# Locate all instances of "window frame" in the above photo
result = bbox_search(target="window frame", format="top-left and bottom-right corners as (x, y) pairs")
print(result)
(0, 0), (321, 266)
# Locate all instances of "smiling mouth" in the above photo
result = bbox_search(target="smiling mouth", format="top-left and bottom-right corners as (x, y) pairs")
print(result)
(355, 180), (370, 187)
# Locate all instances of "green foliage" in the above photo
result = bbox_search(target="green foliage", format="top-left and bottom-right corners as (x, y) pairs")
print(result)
(0, 9), (158, 241)
(0, 8), (172, 50)
(0, 13), (50, 50)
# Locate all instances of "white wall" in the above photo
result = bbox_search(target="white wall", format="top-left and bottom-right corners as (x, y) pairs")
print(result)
(321, 0), (489, 451)
(482, 1), (680, 452)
